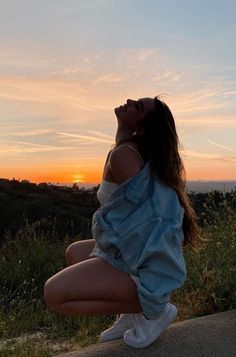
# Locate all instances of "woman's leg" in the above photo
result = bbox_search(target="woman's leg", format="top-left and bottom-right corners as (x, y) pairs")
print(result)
(65, 239), (96, 266)
(44, 257), (143, 316)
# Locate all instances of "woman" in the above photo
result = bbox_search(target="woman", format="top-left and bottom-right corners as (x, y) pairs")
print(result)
(44, 96), (200, 349)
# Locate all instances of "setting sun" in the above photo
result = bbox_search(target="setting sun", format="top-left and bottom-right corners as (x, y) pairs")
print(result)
(72, 174), (85, 184)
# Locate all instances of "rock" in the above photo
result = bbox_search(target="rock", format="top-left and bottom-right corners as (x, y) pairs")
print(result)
(56, 309), (236, 357)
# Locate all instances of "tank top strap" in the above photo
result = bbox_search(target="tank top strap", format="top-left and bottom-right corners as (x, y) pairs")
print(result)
(104, 149), (113, 166)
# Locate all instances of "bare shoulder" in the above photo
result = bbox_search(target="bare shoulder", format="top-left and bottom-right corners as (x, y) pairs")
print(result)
(109, 144), (143, 184)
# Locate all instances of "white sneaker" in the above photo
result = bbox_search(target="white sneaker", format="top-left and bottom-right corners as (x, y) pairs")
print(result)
(123, 303), (177, 348)
(100, 313), (138, 342)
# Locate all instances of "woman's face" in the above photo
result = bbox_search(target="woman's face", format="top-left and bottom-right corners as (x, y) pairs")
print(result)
(114, 97), (155, 130)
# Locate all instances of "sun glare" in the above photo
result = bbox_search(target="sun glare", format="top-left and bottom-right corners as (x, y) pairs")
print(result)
(72, 174), (85, 183)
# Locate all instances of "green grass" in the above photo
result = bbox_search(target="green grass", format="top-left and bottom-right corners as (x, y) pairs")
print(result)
(174, 205), (236, 319)
(0, 205), (235, 356)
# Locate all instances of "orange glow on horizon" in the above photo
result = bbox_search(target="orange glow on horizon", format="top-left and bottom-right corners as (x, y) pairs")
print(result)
(185, 164), (236, 181)
(0, 168), (103, 185)
(1, 166), (235, 185)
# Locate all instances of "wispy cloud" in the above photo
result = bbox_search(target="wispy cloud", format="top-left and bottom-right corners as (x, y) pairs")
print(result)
(0, 76), (96, 112)
(183, 149), (236, 163)
(1, 47), (234, 120)
(57, 132), (114, 144)
(153, 71), (184, 83)
(1, 44), (236, 181)
(86, 130), (114, 139)
(0, 139), (80, 157)
(0, 129), (52, 137)
(92, 74), (126, 85)
(207, 139), (236, 153)
(136, 49), (157, 62)
(183, 149), (221, 160)
(177, 116), (236, 126)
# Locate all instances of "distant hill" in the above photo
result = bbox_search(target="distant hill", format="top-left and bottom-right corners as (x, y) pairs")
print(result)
(1, 177), (236, 193)
(46, 180), (236, 193)
(0, 177), (99, 240)
(187, 181), (236, 193)
(77, 181), (236, 193)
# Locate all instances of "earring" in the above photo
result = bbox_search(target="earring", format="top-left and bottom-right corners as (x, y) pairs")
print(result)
(132, 131), (137, 136)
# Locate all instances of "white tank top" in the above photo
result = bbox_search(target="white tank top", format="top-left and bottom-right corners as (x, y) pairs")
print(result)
(97, 179), (118, 206)
(97, 144), (144, 206)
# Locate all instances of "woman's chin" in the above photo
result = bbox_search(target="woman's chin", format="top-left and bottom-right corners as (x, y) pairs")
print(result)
(114, 107), (123, 120)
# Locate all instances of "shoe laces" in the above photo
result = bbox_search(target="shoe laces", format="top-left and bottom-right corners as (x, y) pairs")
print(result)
(115, 314), (123, 323)
(133, 314), (150, 338)
(114, 313), (133, 325)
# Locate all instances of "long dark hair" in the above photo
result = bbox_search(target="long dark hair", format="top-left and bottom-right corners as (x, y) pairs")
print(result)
(133, 96), (202, 251)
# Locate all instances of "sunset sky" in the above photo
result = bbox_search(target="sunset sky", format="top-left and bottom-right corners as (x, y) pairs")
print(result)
(0, 0), (236, 185)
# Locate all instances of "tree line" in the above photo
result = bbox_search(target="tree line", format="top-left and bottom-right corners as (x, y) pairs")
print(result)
(0, 178), (235, 245)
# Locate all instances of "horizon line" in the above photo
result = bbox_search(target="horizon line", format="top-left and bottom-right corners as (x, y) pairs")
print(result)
(1, 177), (236, 186)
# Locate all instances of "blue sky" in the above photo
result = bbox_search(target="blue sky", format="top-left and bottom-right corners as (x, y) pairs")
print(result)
(0, 0), (235, 183)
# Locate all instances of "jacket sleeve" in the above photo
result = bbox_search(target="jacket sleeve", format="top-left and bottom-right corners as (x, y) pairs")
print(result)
(135, 221), (186, 319)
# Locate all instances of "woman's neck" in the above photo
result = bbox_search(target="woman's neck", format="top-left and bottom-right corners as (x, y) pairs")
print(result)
(115, 126), (135, 147)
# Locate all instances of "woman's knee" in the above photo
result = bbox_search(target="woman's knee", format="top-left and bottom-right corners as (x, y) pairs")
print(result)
(44, 276), (61, 307)
(65, 239), (95, 266)
(65, 241), (77, 265)
(44, 278), (58, 307)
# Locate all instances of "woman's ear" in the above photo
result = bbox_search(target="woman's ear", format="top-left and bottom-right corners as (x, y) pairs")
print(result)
(132, 126), (144, 137)
(136, 127), (145, 136)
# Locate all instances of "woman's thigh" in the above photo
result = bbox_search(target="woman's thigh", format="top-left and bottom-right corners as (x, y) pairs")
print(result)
(65, 239), (96, 265)
(44, 257), (141, 307)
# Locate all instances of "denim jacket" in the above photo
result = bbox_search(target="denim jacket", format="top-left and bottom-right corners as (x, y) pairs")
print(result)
(89, 161), (186, 319)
